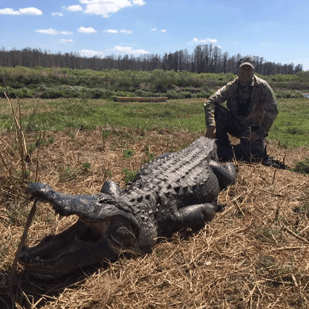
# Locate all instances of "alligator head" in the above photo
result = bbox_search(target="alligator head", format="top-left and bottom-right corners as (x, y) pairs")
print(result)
(20, 181), (140, 279)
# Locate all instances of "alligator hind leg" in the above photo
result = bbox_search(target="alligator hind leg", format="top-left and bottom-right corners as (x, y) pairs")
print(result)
(209, 160), (236, 189)
(175, 202), (223, 231)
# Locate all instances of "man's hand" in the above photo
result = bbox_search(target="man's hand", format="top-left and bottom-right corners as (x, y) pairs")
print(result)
(205, 126), (216, 139)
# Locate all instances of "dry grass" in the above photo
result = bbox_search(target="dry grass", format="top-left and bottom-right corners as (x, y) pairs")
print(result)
(0, 98), (57, 119)
(0, 125), (309, 308)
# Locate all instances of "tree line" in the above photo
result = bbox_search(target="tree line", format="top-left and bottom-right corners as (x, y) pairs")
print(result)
(0, 45), (303, 75)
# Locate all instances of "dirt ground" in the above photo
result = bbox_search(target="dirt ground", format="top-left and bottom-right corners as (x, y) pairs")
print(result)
(0, 128), (309, 308)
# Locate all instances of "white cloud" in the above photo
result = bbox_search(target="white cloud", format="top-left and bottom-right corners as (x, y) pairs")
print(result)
(64, 5), (83, 12)
(104, 29), (133, 34)
(79, 0), (146, 18)
(78, 26), (97, 33)
(20, 7), (43, 15)
(151, 28), (165, 33)
(189, 37), (218, 45)
(104, 29), (119, 33)
(60, 39), (73, 43)
(52, 12), (64, 17)
(35, 28), (58, 35)
(120, 29), (133, 34)
(132, 0), (146, 5)
(35, 29), (73, 36)
(60, 31), (73, 35)
(110, 45), (149, 55)
(0, 8), (19, 15)
(0, 7), (42, 15)
(79, 49), (104, 57)
(208, 39), (218, 44)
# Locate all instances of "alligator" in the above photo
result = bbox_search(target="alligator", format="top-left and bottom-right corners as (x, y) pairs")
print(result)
(20, 137), (236, 278)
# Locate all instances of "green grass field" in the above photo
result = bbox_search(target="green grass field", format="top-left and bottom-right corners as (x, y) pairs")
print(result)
(269, 98), (309, 147)
(0, 97), (308, 148)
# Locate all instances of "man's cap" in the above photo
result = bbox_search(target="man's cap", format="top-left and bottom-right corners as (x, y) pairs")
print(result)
(238, 56), (255, 69)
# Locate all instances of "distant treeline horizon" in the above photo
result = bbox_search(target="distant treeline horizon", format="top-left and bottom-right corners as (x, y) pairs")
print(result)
(0, 44), (304, 76)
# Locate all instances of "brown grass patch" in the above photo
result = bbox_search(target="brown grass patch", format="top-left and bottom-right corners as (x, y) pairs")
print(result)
(0, 127), (309, 308)
(0, 98), (58, 119)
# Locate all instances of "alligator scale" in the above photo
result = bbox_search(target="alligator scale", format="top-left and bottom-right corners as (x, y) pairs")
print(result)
(20, 137), (236, 278)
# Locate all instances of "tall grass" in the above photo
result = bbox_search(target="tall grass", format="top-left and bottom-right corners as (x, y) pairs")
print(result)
(0, 93), (40, 285)
(1, 94), (30, 183)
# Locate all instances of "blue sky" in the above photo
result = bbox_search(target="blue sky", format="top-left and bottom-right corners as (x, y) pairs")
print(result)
(1, 0), (309, 70)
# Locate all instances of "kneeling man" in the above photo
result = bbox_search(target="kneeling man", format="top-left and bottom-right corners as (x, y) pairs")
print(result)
(204, 56), (278, 161)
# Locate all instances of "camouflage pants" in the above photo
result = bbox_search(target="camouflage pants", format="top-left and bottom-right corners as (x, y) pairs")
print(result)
(214, 104), (266, 161)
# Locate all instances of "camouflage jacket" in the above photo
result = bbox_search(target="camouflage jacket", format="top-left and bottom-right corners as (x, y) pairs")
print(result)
(204, 75), (278, 137)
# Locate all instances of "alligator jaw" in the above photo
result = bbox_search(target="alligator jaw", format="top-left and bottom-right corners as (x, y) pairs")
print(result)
(22, 182), (140, 278)
(19, 219), (111, 278)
